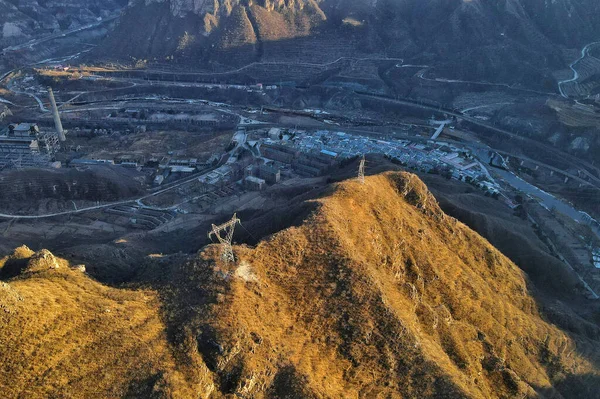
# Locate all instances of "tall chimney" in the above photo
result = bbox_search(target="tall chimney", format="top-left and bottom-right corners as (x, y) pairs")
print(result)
(47, 87), (66, 142)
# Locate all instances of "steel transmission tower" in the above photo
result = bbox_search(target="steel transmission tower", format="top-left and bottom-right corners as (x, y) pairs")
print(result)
(358, 155), (366, 184)
(208, 213), (241, 262)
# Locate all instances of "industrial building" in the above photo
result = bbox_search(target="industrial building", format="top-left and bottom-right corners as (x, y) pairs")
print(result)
(292, 153), (331, 177)
(243, 163), (281, 185)
(69, 158), (115, 167)
(169, 158), (198, 168)
(257, 164), (281, 184)
(0, 87), (67, 170)
(244, 176), (266, 191)
(261, 142), (298, 164)
(0, 123), (60, 169)
(268, 128), (282, 140)
(259, 138), (338, 178)
(116, 154), (145, 168)
(200, 165), (233, 185)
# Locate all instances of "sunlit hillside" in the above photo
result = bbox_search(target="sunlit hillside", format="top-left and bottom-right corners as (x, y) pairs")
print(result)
(2, 172), (600, 397)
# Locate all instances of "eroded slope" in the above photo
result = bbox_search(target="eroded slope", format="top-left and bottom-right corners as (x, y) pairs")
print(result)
(158, 172), (600, 397)
(2, 172), (600, 398)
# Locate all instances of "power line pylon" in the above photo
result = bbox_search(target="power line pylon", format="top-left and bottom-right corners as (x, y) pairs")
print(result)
(358, 155), (366, 184)
(208, 213), (241, 263)
(12, 154), (22, 170)
(40, 131), (60, 155)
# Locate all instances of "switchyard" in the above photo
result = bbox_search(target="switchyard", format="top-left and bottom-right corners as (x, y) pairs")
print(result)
(0, 86), (66, 170)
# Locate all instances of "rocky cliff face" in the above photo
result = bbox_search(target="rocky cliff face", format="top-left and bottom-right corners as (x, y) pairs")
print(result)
(97, 0), (326, 63)
(95, 0), (600, 89)
(141, 0), (319, 18)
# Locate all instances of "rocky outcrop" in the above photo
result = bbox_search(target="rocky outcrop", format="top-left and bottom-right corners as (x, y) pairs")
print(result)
(94, 0), (600, 90)
(97, 0), (326, 63)
(141, 0), (318, 18)
(2, 173), (600, 397)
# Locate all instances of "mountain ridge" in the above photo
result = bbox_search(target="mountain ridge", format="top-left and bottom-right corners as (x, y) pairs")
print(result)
(2, 171), (600, 397)
(93, 0), (600, 89)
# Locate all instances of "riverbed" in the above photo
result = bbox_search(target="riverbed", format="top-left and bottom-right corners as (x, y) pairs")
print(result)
(494, 168), (600, 239)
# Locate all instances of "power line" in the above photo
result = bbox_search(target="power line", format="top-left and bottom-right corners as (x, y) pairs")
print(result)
(239, 222), (260, 245)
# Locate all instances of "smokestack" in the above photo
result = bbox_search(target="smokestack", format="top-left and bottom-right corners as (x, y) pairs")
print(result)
(47, 87), (66, 142)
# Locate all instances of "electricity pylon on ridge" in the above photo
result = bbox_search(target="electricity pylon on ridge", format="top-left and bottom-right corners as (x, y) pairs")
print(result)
(358, 155), (366, 184)
(208, 213), (241, 263)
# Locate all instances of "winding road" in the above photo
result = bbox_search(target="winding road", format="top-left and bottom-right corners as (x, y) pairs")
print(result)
(140, 56), (404, 77)
(0, 165), (221, 220)
(0, 16), (118, 56)
(414, 67), (557, 97)
(7, 87), (48, 112)
(558, 41), (600, 98)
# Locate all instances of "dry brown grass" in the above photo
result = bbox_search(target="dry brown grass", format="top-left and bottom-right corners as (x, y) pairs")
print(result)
(249, 3), (326, 41)
(0, 248), (192, 398)
(2, 172), (600, 398)
(34, 66), (130, 78)
(182, 172), (600, 397)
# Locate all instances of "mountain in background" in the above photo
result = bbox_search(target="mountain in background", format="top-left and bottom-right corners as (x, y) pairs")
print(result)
(2, 172), (600, 397)
(94, 0), (600, 88)
(97, 0), (328, 65)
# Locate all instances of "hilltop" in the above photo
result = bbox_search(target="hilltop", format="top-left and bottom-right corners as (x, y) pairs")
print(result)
(1, 172), (600, 397)
(0, 246), (188, 398)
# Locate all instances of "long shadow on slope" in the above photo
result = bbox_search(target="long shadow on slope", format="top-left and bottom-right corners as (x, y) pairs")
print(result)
(266, 366), (317, 399)
(121, 157), (600, 396)
(0, 256), (29, 280)
(413, 169), (600, 384)
(535, 373), (600, 399)
(420, 174), (583, 300)
(45, 176), (329, 288)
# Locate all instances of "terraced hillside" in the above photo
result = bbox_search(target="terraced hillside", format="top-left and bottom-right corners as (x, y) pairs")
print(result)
(2, 172), (600, 397)
(0, 167), (143, 214)
(559, 44), (600, 98)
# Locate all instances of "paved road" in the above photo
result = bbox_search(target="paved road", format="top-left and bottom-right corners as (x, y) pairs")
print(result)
(356, 92), (600, 188)
(21, 72), (599, 189)
(496, 169), (585, 221)
(141, 56), (404, 77)
(1, 16), (119, 55)
(44, 58), (600, 182)
(0, 40), (94, 109)
(7, 86), (48, 112)
(414, 67), (558, 97)
(462, 102), (513, 113)
(0, 96), (14, 105)
(49, 85), (600, 189)
(0, 69), (14, 83)
(558, 41), (600, 98)
(0, 166), (217, 220)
